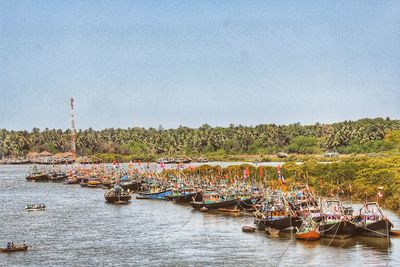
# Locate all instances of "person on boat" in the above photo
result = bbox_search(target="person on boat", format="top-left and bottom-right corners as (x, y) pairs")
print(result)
(11, 242), (14, 248)
(23, 241), (26, 247)
(7, 242), (11, 249)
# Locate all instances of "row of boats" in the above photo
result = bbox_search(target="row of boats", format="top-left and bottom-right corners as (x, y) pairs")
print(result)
(25, 165), (395, 241)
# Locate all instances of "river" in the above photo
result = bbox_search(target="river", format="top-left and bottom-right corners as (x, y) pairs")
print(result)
(0, 165), (399, 266)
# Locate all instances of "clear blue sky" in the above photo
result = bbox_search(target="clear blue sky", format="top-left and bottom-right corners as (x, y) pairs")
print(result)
(1, 0), (399, 130)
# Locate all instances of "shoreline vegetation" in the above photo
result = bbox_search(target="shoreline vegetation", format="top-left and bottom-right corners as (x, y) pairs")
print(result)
(1, 117), (400, 210)
(159, 155), (400, 210)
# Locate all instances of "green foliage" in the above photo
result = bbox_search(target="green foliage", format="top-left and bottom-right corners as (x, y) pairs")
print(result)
(1, 118), (400, 157)
(285, 136), (321, 154)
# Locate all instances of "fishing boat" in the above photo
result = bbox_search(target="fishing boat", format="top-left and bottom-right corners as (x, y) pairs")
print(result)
(254, 191), (301, 231)
(353, 202), (393, 238)
(295, 217), (321, 241)
(87, 178), (102, 188)
(157, 158), (176, 164)
(25, 203), (46, 211)
(237, 195), (262, 211)
(64, 176), (79, 184)
(120, 178), (141, 192)
(288, 187), (322, 222)
(26, 166), (49, 182)
(137, 184), (172, 200)
(79, 178), (89, 187)
(319, 199), (356, 239)
(190, 192), (238, 211)
(167, 187), (201, 203)
(104, 186), (131, 204)
(49, 171), (68, 182)
(0, 244), (28, 253)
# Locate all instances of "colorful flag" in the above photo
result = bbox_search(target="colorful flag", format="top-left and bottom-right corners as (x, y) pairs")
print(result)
(276, 164), (281, 174)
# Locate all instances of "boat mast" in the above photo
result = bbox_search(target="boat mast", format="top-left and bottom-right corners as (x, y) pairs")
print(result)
(70, 97), (77, 159)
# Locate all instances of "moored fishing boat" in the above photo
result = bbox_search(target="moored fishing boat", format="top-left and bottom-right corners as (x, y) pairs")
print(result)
(190, 192), (238, 211)
(120, 179), (141, 192)
(49, 171), (68, 182)
(295, 217), (321, 241)
(254, 191), (301, 231)
(26, 166), (49, 182)
(237, 195), (262, 211)
(319, 199), (356, 239)
(137, 184), (172, 200)
(353, 202), (393, 238)
(87, 178), (102, 188)
(167, 187), (201, 203)
(104, 186), (131, 204)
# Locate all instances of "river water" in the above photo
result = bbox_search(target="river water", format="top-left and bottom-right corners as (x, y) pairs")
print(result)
(1, 165), (399, 266)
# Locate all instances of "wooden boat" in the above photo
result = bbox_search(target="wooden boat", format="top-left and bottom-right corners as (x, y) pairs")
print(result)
(25, 203), (46, 211)
(295, 217), (321, 241)
(137, 185), (172, 200)
(353, 202), (393, 238)
(390, 230), (400, 236)
(237, 195), (262, 211)
(49, 171), (68, 182)
(79, 179), (89, 187)
(87, 178), (102, 188)
(242, 226), (256, 232)
(190, 192), (238, 211)
(157, 158), (176, 164)
(254, 191), (301, 231)
(120, 180), (141, 192)
(64, 176), (79, 184)
(319, 199), (356, 239)
(166, 188), (201, 203)
(296, 227), (320, 241)
(0, 245), (28, 253)
(26, 166), (49, 182)
(104, 187), (131, 204)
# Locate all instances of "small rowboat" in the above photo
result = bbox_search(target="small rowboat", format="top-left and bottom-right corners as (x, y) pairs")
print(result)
(295, 217), (321, 241)
(295, 227), (321, 241)
(242, 226), (256, 232)
(390, 230), (400, 236)
(0, 245), (28, 253)
(25, 204), (46, 211)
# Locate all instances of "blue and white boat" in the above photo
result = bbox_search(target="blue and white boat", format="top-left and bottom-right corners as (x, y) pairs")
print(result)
(137, 184), (172, 200)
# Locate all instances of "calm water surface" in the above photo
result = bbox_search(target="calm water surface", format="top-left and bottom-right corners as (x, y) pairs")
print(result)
(1, 165), (399, 266)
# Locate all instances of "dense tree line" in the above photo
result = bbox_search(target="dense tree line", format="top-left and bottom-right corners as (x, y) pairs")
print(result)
(0, 118), (399, 159)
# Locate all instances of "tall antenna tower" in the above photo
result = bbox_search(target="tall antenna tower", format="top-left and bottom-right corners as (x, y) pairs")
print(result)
(70, 97), (77, 157)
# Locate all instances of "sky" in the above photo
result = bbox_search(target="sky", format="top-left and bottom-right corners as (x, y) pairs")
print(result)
(1, 0), (399, 130)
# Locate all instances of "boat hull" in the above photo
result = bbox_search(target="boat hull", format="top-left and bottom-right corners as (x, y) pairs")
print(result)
(0, 246), (28, 253)
(105, 195), (131, 204)
(238, 196), (262, 211)
(26, 174), (49, 182)
(255, 216), (301, 231)
(355, 219), (393, 238)
(320, 221), (356, 239)
(121, 180), (142, 192)
(167, 192), (201, 203)
(295, 229), (321, 241)
(137, 190), (172, 200)
(190, 199), (238, 210)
